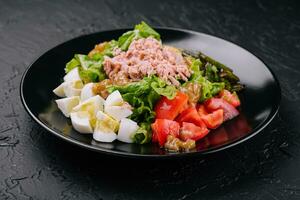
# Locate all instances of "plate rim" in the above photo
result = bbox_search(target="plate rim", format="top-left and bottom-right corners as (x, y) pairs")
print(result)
(20, 27), (281, 158)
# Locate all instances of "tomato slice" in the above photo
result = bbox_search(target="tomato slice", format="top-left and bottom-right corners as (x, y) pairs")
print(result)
(200, 109), (224, 129)
(151, 119), (180, 146)
(197, 105), (208, 116)
(155, 91), (188, 120)
(175, 107), (206, 128)
(197, 105), (224, 129)
(204, 98), (239, 121)
(219, 90), (240, 107)
(180, 122), (209, 141)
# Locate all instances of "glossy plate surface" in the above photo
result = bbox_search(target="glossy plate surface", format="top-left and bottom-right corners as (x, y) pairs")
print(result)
(20, 28), (281, 158)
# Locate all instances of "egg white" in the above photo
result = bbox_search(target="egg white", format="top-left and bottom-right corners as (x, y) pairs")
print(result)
(93, 110), (119, 142)
(63, 80), (83, 97)
(117, 118), (139, 143)
(53, 82), (66, 97)
(105, 106), (132, 121)
(70, 111), (93, 134)
(105, 90), (123, 107)
(63, 67), (81, 82)
(55, 96), (80, 117)
(80, 83), (95, 101)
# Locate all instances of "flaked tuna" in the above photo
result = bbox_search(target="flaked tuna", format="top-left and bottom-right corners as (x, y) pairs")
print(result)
(103, 37), (191, 86)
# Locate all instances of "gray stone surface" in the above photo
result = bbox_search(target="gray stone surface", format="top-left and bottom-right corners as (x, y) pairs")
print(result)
(0, 0), (299, 199)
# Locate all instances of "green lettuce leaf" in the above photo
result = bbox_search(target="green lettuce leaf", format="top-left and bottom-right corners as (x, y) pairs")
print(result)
(188, 58), (224, 102)
(190, 75), (224, 102)
(150, 76), (177, 100)
(134, 21), (160, 40)
(71, 54), (106, 83)
(189, 58), (203, 80)
(64, 40), (119, 83)
(118, 21), (160, 51)
(65, 58), (80, 73)
(118, 31), (138, 51)
(190, 58), (202, 73)
(91, 40), (118, 60)
(132, 123), (152, 144)
(78, 66), (106, 83)
(75, 54), (101, 69)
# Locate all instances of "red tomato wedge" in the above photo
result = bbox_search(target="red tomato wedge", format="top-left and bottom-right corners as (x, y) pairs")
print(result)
(175, 107), (206, 128)
(197, 105), (224, 129)
(151, 119), (180, 146)
(204, 98), (239, 121)
(197, 104), (208, 116)
(180, 122), (209, 141)
(219, 90), (240, 107)
(200, 109), (224, 129)
(155, 92), (188, 120)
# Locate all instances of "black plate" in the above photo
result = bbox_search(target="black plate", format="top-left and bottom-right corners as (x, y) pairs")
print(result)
(20, 28), (281, 158)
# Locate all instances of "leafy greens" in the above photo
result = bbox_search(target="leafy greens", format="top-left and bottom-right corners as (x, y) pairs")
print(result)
(65, 54), (106, 83)
(188, 57), (225, 102)
(118, 21), (160, 51)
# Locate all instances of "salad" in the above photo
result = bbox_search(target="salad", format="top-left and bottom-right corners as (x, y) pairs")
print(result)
(53, 22), (244, 151)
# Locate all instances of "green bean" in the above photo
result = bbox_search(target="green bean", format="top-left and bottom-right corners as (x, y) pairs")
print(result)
(197, 51), (233, 72)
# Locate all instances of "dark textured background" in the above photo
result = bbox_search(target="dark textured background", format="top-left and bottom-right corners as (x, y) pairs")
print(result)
(1, 0), (300, 199)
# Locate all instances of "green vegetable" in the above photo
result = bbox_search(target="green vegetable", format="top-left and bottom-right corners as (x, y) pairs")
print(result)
(150, 78), (177, 100)
(135, 21), (160, 39)
(190, 75), (224, 102)
(183, 50), (244, 94)
(118, 21), (160, 51)
(118, 31), (137, 51)
(91, 40), (118, 60)
(197, 51), (241, 87)
(76, 54), (102, 69)
(79, 66), (106, 83)
(64, 40), (119, 83)
(107, 76), (177, 143)
(205, 63), (219, 82)
(132, 123), (152, 144)
(65, 58), (80, 73)
(189, 57), (203, 80)
(66, 54), (106, 83)
(197, 51), (234, 73)
(231, 83), (244, 92)
(188, 58), (224, 102)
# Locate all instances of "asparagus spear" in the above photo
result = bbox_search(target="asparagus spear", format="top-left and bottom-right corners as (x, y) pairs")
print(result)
(182, 50), (244, 92)
(197, 51), (233, 72)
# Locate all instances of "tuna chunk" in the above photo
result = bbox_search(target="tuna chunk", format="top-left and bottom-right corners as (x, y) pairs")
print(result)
(103, 37), (191, 86)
